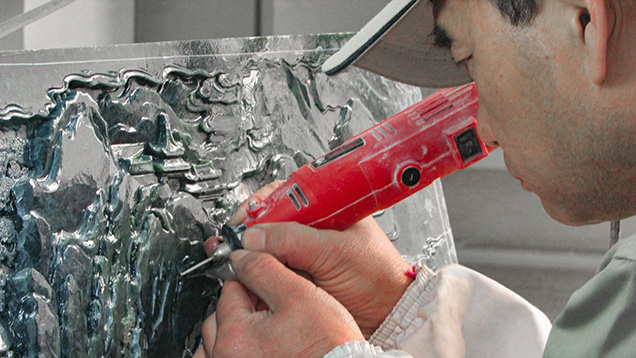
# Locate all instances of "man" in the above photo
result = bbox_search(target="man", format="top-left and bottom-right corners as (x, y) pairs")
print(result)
(194, 0), (636, 356)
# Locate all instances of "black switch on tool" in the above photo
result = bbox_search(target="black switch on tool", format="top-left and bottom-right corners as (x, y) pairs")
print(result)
(455, 128), (482, 163)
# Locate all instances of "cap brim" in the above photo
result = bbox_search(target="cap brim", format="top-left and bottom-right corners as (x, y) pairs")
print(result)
(322, 0), (471, 88)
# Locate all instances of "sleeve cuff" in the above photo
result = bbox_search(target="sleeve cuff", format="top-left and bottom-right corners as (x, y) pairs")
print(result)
(324, 341), (384, 358)
(369, 262), (437, 350)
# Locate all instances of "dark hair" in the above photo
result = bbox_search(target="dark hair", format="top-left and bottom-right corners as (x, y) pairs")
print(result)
(431, 0), (539, 26)
(494, 0), (539, 25)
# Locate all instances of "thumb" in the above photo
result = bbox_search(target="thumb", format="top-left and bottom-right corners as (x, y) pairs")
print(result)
(230, 249), (315, 312)
(240, 222), (332, 274)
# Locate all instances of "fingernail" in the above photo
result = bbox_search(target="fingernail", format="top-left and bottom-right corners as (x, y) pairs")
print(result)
(241, 228), (265, 251)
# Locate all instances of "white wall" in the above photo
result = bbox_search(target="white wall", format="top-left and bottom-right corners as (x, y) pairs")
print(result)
(132, 0), (391, 43)
(261, 0), (390, 35)
(23, 0), (134, 50)
(0, 0), (24, 51)
(134, 0), (257, 43)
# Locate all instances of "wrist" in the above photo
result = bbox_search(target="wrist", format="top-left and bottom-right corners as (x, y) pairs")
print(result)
(360, 260), (415, 337)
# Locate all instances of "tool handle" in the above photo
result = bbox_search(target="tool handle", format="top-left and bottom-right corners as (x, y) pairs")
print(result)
(243, 83), (487, 231)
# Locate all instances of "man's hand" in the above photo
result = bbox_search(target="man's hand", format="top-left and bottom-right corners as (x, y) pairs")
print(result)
(206, 181), (414, 337)
(196, 249), (364, 357)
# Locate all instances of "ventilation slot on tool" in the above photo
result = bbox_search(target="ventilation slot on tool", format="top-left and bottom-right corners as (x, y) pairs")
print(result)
(414, 100), (452, 123)
(292, 184), (309, 207)
(286, 189), (302, 210)
(377, 126), (390, 138)
(382, 123), (397, 134)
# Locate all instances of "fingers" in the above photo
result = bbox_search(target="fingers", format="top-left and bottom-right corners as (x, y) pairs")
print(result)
(228, 181), (284, 226)
(192, 345), (206, 358)
(240, 217), (387, 273)
(215, 280), (256, 324)
(230, 250), (313, 312)
(200, 312), (217, 357)
(240, 222), (328, 273)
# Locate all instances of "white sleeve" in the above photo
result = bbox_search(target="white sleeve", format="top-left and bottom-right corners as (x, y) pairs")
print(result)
(323, 341), (411, 358)
(369, 263), (552, 358)
(324, 263), (551, 358)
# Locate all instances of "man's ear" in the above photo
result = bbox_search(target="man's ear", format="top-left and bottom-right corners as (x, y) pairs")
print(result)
(579, 0), (609, 85)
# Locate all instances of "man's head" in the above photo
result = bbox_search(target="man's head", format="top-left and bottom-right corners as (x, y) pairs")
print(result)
(325, 0), (636, 226)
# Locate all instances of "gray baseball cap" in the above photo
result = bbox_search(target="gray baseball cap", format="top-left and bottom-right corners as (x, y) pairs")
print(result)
(322, 0), (471, 88)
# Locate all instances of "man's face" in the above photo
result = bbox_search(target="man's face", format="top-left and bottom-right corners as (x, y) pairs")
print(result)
(435, 0), (632, 225)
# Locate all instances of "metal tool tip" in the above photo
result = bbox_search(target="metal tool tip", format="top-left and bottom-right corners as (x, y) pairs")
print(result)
(180, 256), (216, 277)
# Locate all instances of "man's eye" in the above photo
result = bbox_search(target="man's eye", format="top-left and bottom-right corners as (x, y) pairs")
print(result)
(429, 23), (472, 67)
(429, 24), (453, 49)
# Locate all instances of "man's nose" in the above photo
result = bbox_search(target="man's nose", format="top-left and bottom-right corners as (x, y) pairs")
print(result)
(476, 105), (499, 151)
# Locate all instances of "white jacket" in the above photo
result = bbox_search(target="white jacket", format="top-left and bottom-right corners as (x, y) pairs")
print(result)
(325, 263), (552, 358)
